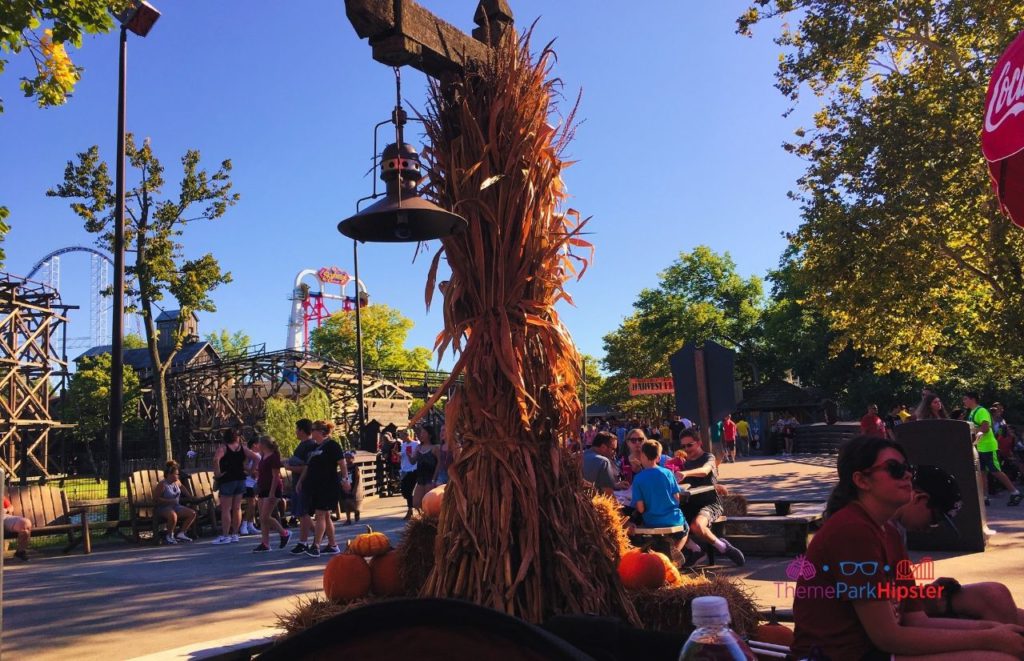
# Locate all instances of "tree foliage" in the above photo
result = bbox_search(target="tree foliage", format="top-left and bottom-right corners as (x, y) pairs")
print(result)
(0, 1), (128, 112)
(0, 205), (8, 268)
(205, 328), (252, 358)
(65, 352), (143, 444)
(738, 1), (1024, 385)
(310, 303), (432, 373)
(263, 390), (333, 459)
(601, 247), (766, 406)
(48, 134), (238, 460)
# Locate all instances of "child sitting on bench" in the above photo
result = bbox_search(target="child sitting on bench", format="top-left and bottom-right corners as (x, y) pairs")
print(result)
(631, 439), (688, 559)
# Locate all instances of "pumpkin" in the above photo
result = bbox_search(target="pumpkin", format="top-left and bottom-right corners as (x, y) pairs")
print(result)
(653, 551), (683, 586)
(370, 550), (404, 596)
(421, 483), (446, 518)
(348, 525), (392, 557)
(617, 549), (666, 590)
(323, 553), (371, 602)
(754, 607), (795, 646)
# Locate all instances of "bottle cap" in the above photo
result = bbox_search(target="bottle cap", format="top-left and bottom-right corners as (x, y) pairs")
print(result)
(691, 596), (731, 626)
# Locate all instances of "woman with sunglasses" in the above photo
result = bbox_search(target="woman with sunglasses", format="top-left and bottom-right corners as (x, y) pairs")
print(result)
(792, 435), (1024, 660)
(620, 429), (670, 485)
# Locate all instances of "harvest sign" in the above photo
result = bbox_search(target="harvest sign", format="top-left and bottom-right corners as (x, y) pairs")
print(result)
(628, 377), (675, 397)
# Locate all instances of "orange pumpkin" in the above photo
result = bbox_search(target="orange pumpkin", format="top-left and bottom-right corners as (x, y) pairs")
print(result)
(754, 607), (795, 646)
(370, 550), (404, 596)
(421, 484), (446, 518)
(617, 549), (666, 590)
(323, 553), (371, 602)
(653, 551), (683, 586)
(348, 525), (392, 557)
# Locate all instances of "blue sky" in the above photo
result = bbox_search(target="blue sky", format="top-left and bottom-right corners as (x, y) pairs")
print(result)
(1, 1), (809, 371)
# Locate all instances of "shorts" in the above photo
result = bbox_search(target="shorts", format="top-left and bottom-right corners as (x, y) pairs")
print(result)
(218, 479), (246, 497)
(979, 450), (1002, 473)
(724, 439), (736, 449)
(683, 499), (724, 525)
(291, 487), (310, 518)
(155, 504), (192, 518)
(308, 483), (340, 512)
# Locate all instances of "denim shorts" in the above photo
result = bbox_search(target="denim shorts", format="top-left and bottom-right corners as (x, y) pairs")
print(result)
(218, 479), (246, 497)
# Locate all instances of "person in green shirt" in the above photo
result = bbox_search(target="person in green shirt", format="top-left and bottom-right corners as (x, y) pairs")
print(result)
(963, 391), (1021, 506)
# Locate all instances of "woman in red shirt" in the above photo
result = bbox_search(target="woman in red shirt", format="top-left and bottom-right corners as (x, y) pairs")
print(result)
(792, 436), (1024, 660)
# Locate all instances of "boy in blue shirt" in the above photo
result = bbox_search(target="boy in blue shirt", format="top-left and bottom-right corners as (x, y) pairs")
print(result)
(632, 440), (689, 559)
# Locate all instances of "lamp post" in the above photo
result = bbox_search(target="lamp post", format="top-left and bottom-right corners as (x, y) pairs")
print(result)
(338, 68), (467, 444)
(107, 1), (160, 522)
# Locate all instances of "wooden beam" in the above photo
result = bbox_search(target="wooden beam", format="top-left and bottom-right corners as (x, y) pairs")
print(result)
(344, 0), (513, 77)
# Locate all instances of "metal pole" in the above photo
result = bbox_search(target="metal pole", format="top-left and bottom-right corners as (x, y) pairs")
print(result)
(107, 26), (128, 523)
(352, 239), (366, 447)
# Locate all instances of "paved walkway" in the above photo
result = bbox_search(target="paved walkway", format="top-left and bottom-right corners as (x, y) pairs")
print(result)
(5, 456), (1023, 658)
(3, 498), (412, 660)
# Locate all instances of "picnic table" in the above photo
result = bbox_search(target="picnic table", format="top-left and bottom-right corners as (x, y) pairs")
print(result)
(613, 484), (716, 508)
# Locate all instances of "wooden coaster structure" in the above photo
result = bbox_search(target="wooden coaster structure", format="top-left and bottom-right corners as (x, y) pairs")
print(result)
(164, 348), (414, 448)
(0, 272), (72, 480)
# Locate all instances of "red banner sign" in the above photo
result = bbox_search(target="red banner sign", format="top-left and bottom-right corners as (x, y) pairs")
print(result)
(317, 266), (351, 286)
(983, 30), (1024, 228)
(628, 377), (675, 397)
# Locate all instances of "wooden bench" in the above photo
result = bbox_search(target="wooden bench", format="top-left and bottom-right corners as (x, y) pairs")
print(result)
(128, 470), (210, 543)
(629, 523), (688, 564)
(8, 484), (91, 554)
(185, 470), (221, 535)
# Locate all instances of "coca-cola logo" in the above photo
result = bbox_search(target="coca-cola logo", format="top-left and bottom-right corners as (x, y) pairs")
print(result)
(986, 60), (1024, 133)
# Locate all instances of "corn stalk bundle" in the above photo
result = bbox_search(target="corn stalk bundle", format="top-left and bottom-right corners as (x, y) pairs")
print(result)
(416, 29), (636, 624)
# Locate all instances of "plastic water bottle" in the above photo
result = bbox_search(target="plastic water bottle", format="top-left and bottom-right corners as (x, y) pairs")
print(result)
(679, 596), (756, 661)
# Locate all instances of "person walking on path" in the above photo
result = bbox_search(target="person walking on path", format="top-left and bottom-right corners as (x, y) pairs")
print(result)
(399, 428), (420, 520)
(212, 428), (260, 544)
(860, 404), (887, 439)
(252, 436), (290, 552)
(286, 419), (316, 555)
(964, 392), (1021, 506)
(735, 416), (751, 457)
(296, 420), (344, 558)
(722, 414), (738, 463)
(339, 451), (364, 525)
(152, 460), (196, 545)
(240, 438), (261, 536)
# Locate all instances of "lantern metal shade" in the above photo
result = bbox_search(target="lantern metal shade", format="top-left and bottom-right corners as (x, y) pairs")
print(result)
(338, 194), (467, 243)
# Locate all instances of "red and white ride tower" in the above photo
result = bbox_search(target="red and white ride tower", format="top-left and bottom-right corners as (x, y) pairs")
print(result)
(286, 266), (368, 351)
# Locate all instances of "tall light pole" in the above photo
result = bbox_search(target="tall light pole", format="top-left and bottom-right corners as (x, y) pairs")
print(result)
(107, 1), (160, 522)
(352, 239), (366, 445)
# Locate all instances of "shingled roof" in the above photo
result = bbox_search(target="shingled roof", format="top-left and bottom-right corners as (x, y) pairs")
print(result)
(75, 341), (218, 373)
(737, 378), (823, 412)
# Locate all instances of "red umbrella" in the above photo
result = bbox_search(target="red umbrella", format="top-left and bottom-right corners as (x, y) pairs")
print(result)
(983, 30), (1024, 228)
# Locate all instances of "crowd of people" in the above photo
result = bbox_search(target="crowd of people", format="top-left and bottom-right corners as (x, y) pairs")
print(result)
(579, 418), (747, 569)
(860, 389), (1024, 508)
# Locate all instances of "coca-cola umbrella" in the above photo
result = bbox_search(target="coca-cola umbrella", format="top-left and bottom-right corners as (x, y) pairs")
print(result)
(983, 30), (1024, 228)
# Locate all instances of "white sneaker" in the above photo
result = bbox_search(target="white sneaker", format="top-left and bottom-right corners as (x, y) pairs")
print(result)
(239, 522), (250, 535)
(984, 526), (998, 536)
(175, 532), (192, 543)
(212, 535), (232, 545)
(230, 534), (240, 543)
(165, 534), (177, 544)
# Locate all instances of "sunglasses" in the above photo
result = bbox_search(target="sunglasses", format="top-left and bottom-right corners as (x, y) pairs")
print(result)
(862, 459), (914, 480)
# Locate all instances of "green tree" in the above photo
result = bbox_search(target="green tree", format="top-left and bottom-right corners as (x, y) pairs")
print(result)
(263, 390), (333, 458)
(66, 352), (143, 448)
(48, 135), (238, 461)
(738, 1), (1024, 385)
(0, 1), (128, 112)
(205, 328), (252, 358)
(577, 353), (605, 409)
(124, 332), (146, 349)
(310, 303), (432, 373)
(601, 247), (766, 410)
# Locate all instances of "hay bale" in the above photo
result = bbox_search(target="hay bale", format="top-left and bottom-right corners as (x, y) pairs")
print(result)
(591, 493), (633, 559)
(721, 494), (748, 516)
(277, 594), (370, 634)
(629, 574), (760, 638)
(396, 515), (438, 593)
